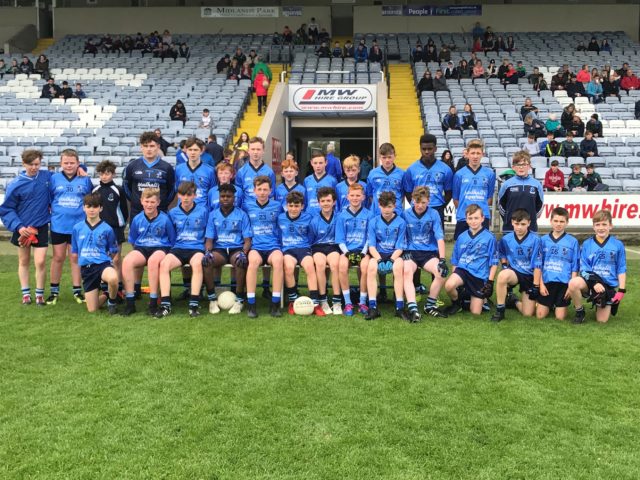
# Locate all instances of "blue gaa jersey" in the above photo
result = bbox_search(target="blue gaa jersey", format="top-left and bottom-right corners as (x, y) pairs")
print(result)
(128, 211), (176, 248)
(498, 231), (540, 276)
(169, 204), (209, 250)
(207, 185), (242, 211)
(304, 173), (337, 213)
(403, 207), (444, 252)
(310, 211), (337, 245)
(336, 206), (371, 253)
(365, 166), (405, 215)
(278, 212), (313, 251)
(71, 220), (118, 267)
(0, 169), (52, 232)
(402, 159), (453, 208)
(336, 180), (366, 211)
(243, 200), (281, 251)
(367, 214), (407, 254)
(174, 162), (217, 207)
(123, 157), (176, 216)
(535, 232), (580, 284)
(451, 227), (498, 280)
(234, 162), (276, 205)
(50, 173), (94, 234)
(206, 207), (252, 249)
(579, 236), (627, 287)
(498, 175), (544, 231)
(453, 165), (496, 221)
(275, 182), (306, 212)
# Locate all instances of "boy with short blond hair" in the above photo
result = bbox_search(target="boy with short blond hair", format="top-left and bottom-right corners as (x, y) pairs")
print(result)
(336, 155), (366, 211)
(568, 209), (626, 323)
(275, 158), (306, 212)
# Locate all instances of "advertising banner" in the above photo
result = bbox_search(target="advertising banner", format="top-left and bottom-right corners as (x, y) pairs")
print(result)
(282, 6), (303, 17)
(289, 85), (377, 112)
(201, 6), (279, 18)
(538, 193), (640, 228)
(382, 5), (482, 16)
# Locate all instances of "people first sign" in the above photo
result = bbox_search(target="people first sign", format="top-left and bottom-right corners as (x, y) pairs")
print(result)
(289, 85), (377, 112)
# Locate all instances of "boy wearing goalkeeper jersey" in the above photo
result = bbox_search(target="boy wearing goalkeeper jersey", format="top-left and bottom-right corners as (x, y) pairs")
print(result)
(491, 208), (541, 322)
(402, 187), (448, 322)
(445, 204), (498, 316)
(336, 183), (371, 316)
(568, 209), (626, 324)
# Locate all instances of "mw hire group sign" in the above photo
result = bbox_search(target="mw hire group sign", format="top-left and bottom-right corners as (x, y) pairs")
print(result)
(289, 85), (377, 113)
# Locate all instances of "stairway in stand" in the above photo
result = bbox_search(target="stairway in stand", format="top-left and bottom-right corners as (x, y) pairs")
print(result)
(233, 64), (284, 145)
(387, 64), (424, 169)
(32, 38), (55, 55)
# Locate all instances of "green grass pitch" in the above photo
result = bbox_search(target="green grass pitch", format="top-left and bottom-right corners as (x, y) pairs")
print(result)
(1, 243), (639, 479)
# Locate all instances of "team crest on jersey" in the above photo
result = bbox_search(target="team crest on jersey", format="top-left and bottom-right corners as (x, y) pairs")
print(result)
(107, 193), (114, 201)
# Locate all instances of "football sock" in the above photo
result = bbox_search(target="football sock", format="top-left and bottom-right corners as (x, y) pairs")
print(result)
(342, 290), (352, 305)
(575, 306), (584, 313)
(72, 286), (82, 296)
(149, 294), (158, 307)
(21, 287), (30, 296)
(272, 291), (281, 303)
(408, 302), (418, 312)
(247, 293), (256, 305)
(369, 299), (377, 309)
(396, 300), (404, 310)
(125, 293), (135, 307)
(189, 295), (199, 308)
(310, 290), (319, 305)
(134, 282), (141, 295)
(160, 296), (171, 307)
(332, 295), (342, 305)
(426, 297), (437, 309)
(35, 288), (44, 297)
(497, 304), (506, 312)
(319, 294), (327, 303)
(50, 283), (60, 295)
(359, 293), (367, 305)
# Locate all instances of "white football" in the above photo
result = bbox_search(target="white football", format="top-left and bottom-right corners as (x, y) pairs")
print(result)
(293, 296), (315, 315)
(217, 291), (237, 310)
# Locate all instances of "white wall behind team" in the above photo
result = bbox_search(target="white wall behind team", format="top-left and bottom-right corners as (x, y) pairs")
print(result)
(354, 4), (640, 42)
(53, 6), (330, 39)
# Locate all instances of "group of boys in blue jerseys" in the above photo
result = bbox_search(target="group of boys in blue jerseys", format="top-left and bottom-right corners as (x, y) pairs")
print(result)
(0, 132), (627, 323)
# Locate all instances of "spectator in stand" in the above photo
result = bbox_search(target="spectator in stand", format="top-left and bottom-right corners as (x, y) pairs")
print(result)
(296, 24), (309, 45)
(567, 164), (586, 191)
(494, 35), (506, 52)
(601, 39), (612, 54)
(472, 37), (483, 54)
(544, 137), (563, 157)
(576, 64), (591, 83)
(251, 56), (272, 84)
(59, 81), (73, 100)
(561, 104), (577, 132)
(539, 131), (555, 155)
(240, 62), (252, 81)
(438, 45), (451, 63)
(432, 69), (449, 92)
(199, 109), (212, 129)
(586, 37), (600, 54)
(551, 68), (568, 92)
(472, 60), (485, 81)
(232, 47), (246, 65)
(486, 59), (498, 79)
(545, 113), (564, 137)
(602, 72), (620, 99)
(0, 59), (6, 79)
(515, 61), (526, 78)
(369, 43), (384, 63)
(506, 35), (515, 53)
(585, 164), (607, 191)
(7, 59), (19, 75)
(162, 29), (172, 45)
(40, 77), (60, 99)
(620, 69), (640, 91)
(580, 131), (599, 158)
(576, 41), (587, 52)
(169, 100), (187, 125)
(18, 56), (33, 74)
(544, 160), (566, 192)
(561, 132), (581, 158)
(206, 135), (224, 166)
(482, 34), (495, 54)
(586, 75), (603, 103)
(424, 45), (438, 63)
(318, 28), (330, 45)
(34, 54), (49, 79)
(308, 18), (319, 44)
(417, 71), (434, 96)
(359, 154), (373, 181)
(234, 132), (250, 151)
(412, 45), (425, 63)
(569, 114), (585, 137)
(179, 43), (190, 60)
(520, 97), (538, 120)
(282, 26), (293, 44)
(315, 41), (330, 58)
(502, 63), (519, 87)
(497, 58), (509, 80)
(617, 62), (629, 78)
(461, 104), (477, 130)
(441, 150), (455, 173)
(635, 100), (640, 120)
(154, 129), (175, 156)
(524, 114), (546, 139)
(83, 38), (98, 55)
(566, 75), (586, 100)
(227, 59), (241, 82)
(216, 54), (230, 74)
(332, 41), (342, 58)
(585, 114), (603, 138)
(355, 44), (368, 63)
(590, 67), (599, 80)
(442, 106), (463, 133)
(444, 62), (455, 79)
(325, 144), (342, 181)
(253, 70), (269, 116)
(472, 22), (484, 41)
(453, 60), (471, 80)
(523, 134), (541, 156)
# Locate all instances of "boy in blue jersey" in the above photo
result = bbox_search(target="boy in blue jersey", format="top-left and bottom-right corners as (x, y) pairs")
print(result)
(533, 207), (580, 321)
(156, 182), (209, 318)
(568, 209), (627, 324)
(336, 183), (371, 316)
(234, 136), (276, 205)
(203, 183), (252, 315)
(70, 193), (119, 314)
(244, 176), (284, 318)
(0, 150), (51, 305)
(336, 155), (366, 211)
(174, 137), (216, 208)
(366, 143), (405, 215)
(498, 150), (544, 232)
(47, 149), (94, 306)
(452, 139), (496, 239)
(207, 162), (240, 211)
(275, 158), (306, 212)
(310, 187), (342, 315)
(365, 191), (407, 320)
(279, 191), (324, 316)
(445, 204), (498, 316)
(303, 152), (337, 214)
(491, 209), (541, 322)
(122, 188), (176, 316)
(402, 187), (449, 323)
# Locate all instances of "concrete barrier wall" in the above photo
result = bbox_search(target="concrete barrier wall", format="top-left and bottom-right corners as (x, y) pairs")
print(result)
(257, 81), (288, 168)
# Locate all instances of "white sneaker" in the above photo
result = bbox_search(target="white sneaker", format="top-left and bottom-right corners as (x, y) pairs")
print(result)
(229, 300), (244, 314)
(321, 301), (332, 315)
(209, 300), (220, 314)
(332, 303), (343, 315)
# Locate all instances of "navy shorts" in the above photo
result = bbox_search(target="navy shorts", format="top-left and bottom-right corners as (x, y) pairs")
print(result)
(254, 249), (279, 266)
(169, 248), (203, 265)
(407, 250), (438, 268)
(81, 261), (113, 292)
(537, 281), (570, 308)
(454, 218), (491, 240)
(134, 246), (170, 261)
(50, 230), (72, 245)
(284, 247), (313, 264)
(214, 247), (242, 264)
(454, 267), (486, 299)
(312, 243), (340, 256)
(377, 252), (394, 262)
(11, 224), (49, 248)
(513, 270), (534, 295)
